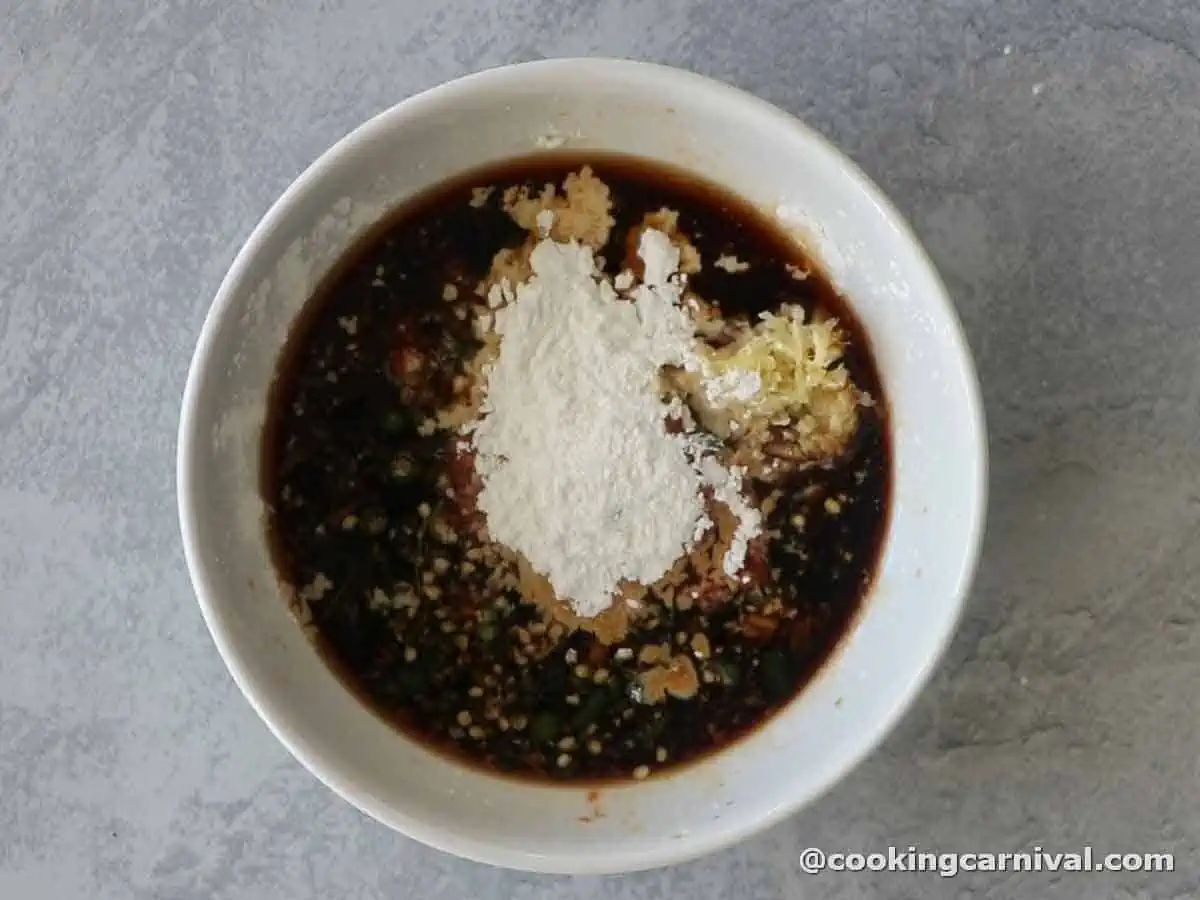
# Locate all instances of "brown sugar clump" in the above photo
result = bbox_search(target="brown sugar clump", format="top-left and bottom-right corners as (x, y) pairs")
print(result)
(639, 653), (700, 703)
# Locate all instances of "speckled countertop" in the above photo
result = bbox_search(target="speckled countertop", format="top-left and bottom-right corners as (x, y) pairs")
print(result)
(3, 2), (1199, 898)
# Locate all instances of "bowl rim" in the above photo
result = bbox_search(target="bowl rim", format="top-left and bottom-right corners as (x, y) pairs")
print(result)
(177, 56), (988, 874)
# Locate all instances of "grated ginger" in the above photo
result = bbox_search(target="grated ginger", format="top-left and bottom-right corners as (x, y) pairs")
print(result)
(694, 307), (862, 461)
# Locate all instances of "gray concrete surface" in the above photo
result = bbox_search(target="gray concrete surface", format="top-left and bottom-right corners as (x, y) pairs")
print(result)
(2, 1), (1198, 897)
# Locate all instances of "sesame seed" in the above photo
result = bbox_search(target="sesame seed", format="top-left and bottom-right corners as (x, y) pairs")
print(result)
(433, 557), (450, 575)
(468, 686), (484, 698)
(457, 711), (472, 727)
(614, 647), (633, 661)
(633, 765), (651, 780)
(418, 503), (432, 518)
(824, 497), (842, 515)
(454, 635), (469, 651)
(468, 725), (485, 740)
(587, 739), (602, 755)
(593, 668), (610, 684)
(566, 693), (581, 706)
(557, 753), (572, 768)
(574, 664), (591, 679)
(558, 736), (577, 750)
(341, 515), (358, 530)
(565, 648), (578, 664)
(655, 746), (668, 763)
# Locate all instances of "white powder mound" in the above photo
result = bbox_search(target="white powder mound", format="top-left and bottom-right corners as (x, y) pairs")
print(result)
(698, 458), (763, 578)
(471, 225), (764, 617)
(630, 229), (696, 366)
(638, 228), (680, 287)
(707, 369), (763, 404)
(471, 232), (706, 617)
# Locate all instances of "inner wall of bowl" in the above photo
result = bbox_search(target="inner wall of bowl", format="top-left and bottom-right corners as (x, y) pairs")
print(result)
(186, 61), (979, 870)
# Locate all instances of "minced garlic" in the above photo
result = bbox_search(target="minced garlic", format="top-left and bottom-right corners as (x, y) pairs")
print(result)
(502, 166), (615, 247)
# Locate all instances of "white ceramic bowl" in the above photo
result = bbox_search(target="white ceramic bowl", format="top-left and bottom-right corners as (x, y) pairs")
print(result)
(177, 58), (986, 874)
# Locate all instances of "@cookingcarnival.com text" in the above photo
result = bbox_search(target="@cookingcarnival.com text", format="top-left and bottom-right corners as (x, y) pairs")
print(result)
(799, 846), (1175, 878)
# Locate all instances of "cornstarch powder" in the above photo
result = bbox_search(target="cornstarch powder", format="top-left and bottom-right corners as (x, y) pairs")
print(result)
(470, 229), (758, 617)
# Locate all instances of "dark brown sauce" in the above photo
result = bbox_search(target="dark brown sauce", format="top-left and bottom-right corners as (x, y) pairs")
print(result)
(262, 152), (891, 783)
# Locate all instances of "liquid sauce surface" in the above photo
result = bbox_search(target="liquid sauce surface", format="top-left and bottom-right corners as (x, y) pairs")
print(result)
(263, 154), (891, 782)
